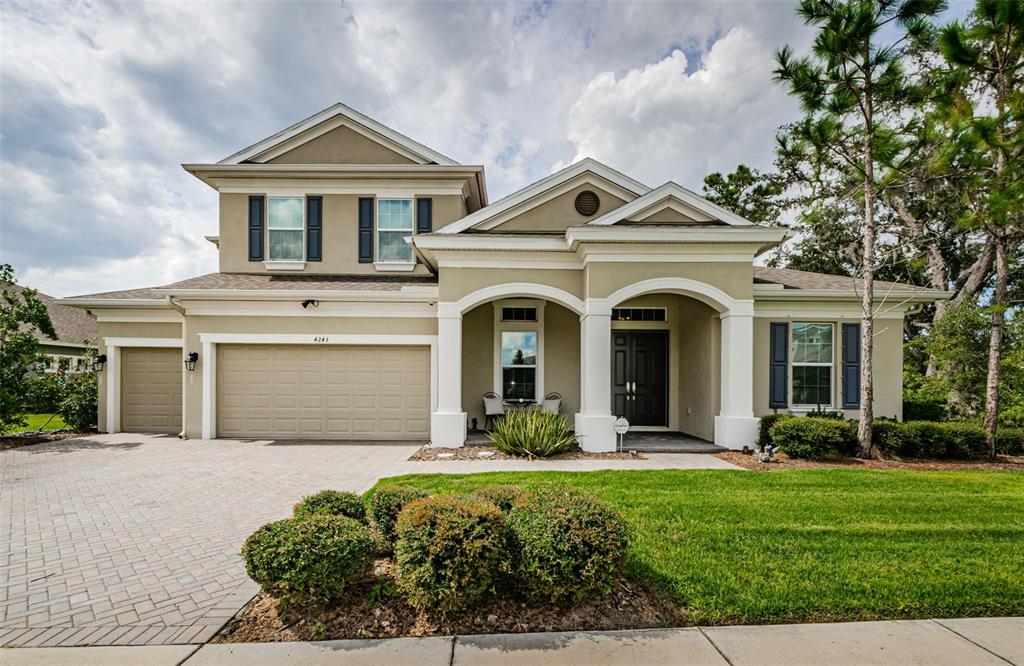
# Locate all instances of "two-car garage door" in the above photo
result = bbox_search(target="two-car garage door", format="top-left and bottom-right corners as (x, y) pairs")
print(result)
(216, 345), (430, 440)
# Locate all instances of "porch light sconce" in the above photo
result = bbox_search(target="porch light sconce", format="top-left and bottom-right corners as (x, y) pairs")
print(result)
(91, 354), (107, 373)
(184, 352), (199, 372)
(301, 299), (319, 309)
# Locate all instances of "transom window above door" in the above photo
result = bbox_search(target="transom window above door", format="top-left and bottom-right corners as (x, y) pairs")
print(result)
(267, 197), (304, 261)
(501, 331), (537, 400)
(377, 199), (414, 263)
(792, 322), (834, 407)
(612, 307), (667, 322)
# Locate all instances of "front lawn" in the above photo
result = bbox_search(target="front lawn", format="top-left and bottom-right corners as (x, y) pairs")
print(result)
(9, 413), (67, 432)
(372, 469), (1024, 625)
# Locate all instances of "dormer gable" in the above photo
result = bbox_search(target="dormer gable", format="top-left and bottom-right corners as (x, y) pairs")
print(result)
(586, 181), (756, 227)
(218, 102), (458, 166)
(435, 158), (650, 234)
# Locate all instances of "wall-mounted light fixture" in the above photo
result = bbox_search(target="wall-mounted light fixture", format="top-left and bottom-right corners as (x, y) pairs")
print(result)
(301, 299), (320, 309)
(91, 354), (107, 373)
(184, 352), (199, 372)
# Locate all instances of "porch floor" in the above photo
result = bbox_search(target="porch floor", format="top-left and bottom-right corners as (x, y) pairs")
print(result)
(465, 430), (725, 453)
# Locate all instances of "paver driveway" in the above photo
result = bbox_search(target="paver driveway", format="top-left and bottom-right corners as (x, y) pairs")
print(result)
(0, 433), (738, 648)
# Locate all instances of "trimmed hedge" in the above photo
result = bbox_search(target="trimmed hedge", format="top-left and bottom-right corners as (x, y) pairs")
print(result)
(395, 495), (506, 612)
(996, 429), (1024, 455)
(293, 490), (366, 522)
(469, 484), (526, 514)
(770, 417), (855, 460)
(242, 516), (375, 610)
(507, 486), (628, 604)
(369, 486), (430, 545)
(903, 395), (947, 422)
(758, 412), (793, 449)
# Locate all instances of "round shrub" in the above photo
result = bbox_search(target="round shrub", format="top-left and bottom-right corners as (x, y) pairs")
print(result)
(506, 485), (628, 605)
(996, 428), (1024, 456)
(293, 490), (366, 522)
(470, 484), (527, 513)
(770, 417), (855, 460)
(758, 412), (793, 449)
(242, 515), (375, 610)
(941, 422), (987, 459)
(369, 486), (429, 545)
(901, 421), (949, 458)
(872, 420), (908, 457)
(395, 495), (506, 612)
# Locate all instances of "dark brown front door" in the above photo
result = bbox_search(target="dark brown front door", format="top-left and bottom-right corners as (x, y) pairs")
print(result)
(611, 330), (668, 426)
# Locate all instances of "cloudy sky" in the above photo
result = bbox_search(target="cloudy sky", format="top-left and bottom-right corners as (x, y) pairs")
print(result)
(0, 0), (965, 297)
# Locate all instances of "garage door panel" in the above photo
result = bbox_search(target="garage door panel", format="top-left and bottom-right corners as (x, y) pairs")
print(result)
(121, 347), (182, 434)
(217, 344), (429, 440)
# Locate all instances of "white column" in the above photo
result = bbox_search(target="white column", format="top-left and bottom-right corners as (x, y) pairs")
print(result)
(201, 340), (216, 440)
(574, 310), (616, 452)
(430, 311), (466, 447)
(105, 345), (120, 434)
(714, 309), (759, 449)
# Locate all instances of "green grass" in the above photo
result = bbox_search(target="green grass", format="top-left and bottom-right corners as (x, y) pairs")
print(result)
(370, 469), (1024, 625)
(10, 414), (67, 432)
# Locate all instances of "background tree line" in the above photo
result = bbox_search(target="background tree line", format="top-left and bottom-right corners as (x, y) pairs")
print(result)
(703, 0), (1022, 457)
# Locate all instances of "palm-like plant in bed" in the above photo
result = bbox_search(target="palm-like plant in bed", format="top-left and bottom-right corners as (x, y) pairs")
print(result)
(487, 409), (576, 458)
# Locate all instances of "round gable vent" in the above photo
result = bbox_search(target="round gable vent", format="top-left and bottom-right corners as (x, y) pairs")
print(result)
(574, 190), (601, 216)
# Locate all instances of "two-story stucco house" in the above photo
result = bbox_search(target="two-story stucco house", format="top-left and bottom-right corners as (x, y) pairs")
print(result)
(61, 103), (948, 451)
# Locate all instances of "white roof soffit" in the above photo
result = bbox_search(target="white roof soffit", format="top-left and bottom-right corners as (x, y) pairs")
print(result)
(217, 102), (459, 167)
(586, 181), (755, 227)
(435, 158), (651, 234)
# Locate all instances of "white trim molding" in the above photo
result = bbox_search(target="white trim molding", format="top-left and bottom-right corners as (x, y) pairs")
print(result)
(591, 277), (751, 316)
(586, 181), (756, 227)
(197, 333), (439, 440)
(440, 283), (585, 318)
(103, 338), (184, 434)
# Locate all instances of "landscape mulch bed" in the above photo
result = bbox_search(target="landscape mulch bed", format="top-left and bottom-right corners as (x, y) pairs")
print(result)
(410, 444), (642, 461)
(714, 450), (1024, 472)
(0, 431), (92, 451)
(215, 559), (682, 643)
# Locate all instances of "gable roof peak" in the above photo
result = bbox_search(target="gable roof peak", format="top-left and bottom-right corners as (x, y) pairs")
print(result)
(586, 179), (756, 227)
(217, 101), (459, 166)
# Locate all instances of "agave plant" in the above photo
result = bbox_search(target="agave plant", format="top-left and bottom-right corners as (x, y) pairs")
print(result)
(487, 409), (577, 458)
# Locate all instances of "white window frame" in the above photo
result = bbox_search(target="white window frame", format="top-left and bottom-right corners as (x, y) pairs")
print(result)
(266, 195), (306, 268)
(790, 321), (835, 410)
(493, 300), (545, 403)
(375, 197), (416, 270)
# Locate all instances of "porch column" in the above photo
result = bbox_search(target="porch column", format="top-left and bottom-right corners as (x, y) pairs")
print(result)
(574, 309), (616, 452)
(430, 310), (466, 447)
(714, 308), (759, 449)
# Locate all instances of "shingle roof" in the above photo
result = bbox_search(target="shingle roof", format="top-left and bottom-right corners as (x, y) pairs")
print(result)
(10, 285), (98, 346)
(754, 266), (942, 293)
(70, 273), (438, 299)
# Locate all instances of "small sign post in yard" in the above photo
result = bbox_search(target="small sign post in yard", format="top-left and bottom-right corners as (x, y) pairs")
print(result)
(614, 417), (629, 453)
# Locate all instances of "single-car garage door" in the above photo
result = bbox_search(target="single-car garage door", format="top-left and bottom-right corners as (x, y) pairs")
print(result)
(121, 347), (183, 434)
(217, 345), (430, 440)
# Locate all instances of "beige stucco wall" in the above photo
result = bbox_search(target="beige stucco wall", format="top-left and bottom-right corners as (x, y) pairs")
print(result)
(584, 261), (754, 302)
(460, 301), (580, 429)
(676, 298), (719, 440)
(219, 193), (463, 275)
(439, 268), (584, 304)
(96, 321), (184, 433)
(752, 314), (903, 420)
(180, 313), (437, 438)
(491, 183), (628, 233)
(266, 125), (418, 165)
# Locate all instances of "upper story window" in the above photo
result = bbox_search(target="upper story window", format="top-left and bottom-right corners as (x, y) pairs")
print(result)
(267, 197), (304, 261)
(377, 199), (414, 264)
(792, 322), (834, 407)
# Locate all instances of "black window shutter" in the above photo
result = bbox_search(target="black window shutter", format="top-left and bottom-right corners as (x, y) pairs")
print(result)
(769, 322), (789, 409)
(358, 198), (374, 263)
(248, 195), (264, 261)
(416, 198), (432, 233)
(306, 196), (322, 262)
(842, 323), (861, 409)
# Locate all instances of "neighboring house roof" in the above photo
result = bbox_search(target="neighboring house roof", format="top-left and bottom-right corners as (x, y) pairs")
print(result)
(9, 284), (98, 346)
(217, 102), (459, 166)
(435, 158), (652, 234)
(754, 266), (947, 296)
(586, 181), (757, 227)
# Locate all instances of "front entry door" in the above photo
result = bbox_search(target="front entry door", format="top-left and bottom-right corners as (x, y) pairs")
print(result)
(611, 330), (668, 426)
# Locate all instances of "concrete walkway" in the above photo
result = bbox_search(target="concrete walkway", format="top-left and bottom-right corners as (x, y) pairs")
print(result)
(0, 433), (738, 649)
(2, 617), (1021, 665)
